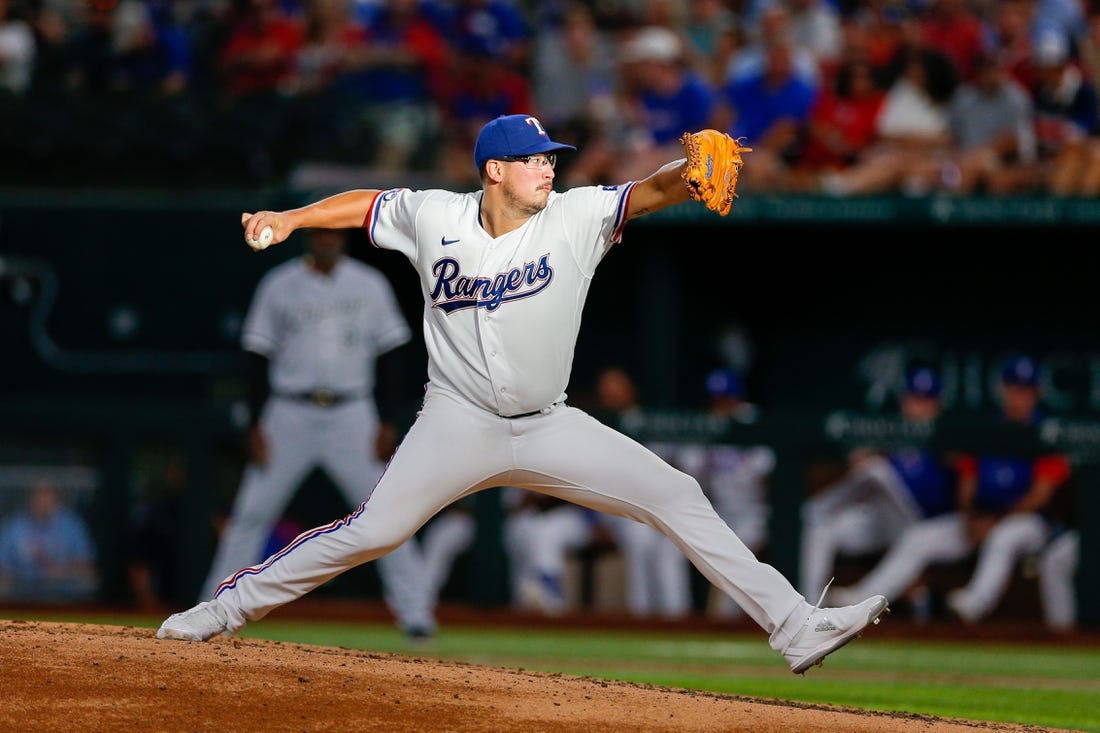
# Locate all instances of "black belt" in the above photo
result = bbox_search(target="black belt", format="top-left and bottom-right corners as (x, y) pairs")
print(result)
(503, 402), (561, 419)
(276, 390), (364, 407)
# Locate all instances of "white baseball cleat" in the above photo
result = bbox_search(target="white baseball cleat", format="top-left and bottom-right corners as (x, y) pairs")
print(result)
(156, 600), (230, 642)
(780, 594), (889, 674)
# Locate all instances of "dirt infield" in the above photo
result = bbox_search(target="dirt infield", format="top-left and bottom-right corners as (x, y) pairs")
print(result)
(0, 618), (1075, 733)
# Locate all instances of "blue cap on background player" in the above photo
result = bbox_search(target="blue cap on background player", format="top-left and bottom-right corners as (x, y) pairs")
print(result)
(904, 365), (942, 399)
(474, 114), (577, 169)
(1001, 354), (1039, 387)
(705, 368), (744, 398)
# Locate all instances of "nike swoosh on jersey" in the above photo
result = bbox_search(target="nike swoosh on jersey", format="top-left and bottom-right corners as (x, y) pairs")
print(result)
(441, 237), (460, 246)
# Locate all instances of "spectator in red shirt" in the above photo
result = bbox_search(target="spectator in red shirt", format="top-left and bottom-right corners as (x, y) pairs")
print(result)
(917, 0), (988, 82)
(292, 0), (369, 94)
(218, 0), (304, 96)
(990, 0), (1042, 91)
(437, 36), (534, 184)
(299, 0), (448, 171)
(790, 57), (885, 190)
(817, 44), (957, 195)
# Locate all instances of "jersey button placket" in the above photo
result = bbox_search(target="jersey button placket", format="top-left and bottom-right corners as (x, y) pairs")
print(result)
(477, 304), (506, 412)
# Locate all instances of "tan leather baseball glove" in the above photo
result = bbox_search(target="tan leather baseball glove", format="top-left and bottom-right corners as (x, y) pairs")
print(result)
(679, 130), (752, 217)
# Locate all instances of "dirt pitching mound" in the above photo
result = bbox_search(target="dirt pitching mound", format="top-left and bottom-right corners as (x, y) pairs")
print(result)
(0, 619), (1067, 732)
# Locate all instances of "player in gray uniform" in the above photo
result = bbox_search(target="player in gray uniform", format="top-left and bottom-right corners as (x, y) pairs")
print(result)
(158, 114), (887, 674)
(200, 228), (436, 640)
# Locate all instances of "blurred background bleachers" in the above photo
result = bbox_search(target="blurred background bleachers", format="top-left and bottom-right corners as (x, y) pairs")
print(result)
(3, 0), (1100, 195)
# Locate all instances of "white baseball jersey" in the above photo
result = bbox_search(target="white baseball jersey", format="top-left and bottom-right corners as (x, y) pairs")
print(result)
(211, 184), (814, 655)
(366, 186), (631, 417)
(241, 257), (411, 396)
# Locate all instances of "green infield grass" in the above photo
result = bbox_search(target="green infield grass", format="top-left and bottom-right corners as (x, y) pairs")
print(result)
(12, 611), (1099, 732)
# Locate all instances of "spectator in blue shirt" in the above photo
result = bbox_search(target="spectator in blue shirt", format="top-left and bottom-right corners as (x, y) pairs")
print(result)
(566, 25), (717, 185)
(0, 481), (99, 602)
(715, 30), (817, 192)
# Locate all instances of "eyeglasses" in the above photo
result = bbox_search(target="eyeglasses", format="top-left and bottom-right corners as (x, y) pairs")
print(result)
(499, 153), (557, 170)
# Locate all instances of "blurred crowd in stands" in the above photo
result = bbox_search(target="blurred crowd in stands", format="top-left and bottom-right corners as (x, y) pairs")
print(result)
(3, 0), (1100, 194)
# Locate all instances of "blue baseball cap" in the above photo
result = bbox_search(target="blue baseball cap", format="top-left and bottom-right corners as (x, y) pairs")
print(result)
(905, 366), (942, 398)
(473, 115), (577, 169)
(1001, 354), (1039, 387)
(705, 368), (744, 398)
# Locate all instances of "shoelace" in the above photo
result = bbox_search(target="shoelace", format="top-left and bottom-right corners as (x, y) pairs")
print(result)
(797, 577), (835, 631)
(813, 577), (835, 614)
(783, 576), (837, 653)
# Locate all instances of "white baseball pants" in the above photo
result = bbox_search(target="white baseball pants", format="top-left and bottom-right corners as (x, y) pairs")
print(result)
(419, 508), (476, 601)
(1038, 529), (1079, 631)
(844, 511), (1049, 619)
(203, 397), (435, 633)
(212, 389), (813, 650)
(605, 513), (692, 618)
(799, 455), (923, 599)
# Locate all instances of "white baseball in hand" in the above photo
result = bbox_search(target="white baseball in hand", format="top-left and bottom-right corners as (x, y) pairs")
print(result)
(247, 226), (274, 251)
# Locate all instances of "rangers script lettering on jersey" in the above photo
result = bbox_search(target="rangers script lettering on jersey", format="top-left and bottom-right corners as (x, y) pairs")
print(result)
(429, 253), (553, 313)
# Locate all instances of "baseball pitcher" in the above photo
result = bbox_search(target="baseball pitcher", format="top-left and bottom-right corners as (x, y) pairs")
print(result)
(159, 115), (886, 674)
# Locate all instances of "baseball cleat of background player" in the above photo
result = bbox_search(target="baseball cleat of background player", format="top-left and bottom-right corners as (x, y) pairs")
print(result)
(156, 599), (230, 641)
(777, 594), (889, 674)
